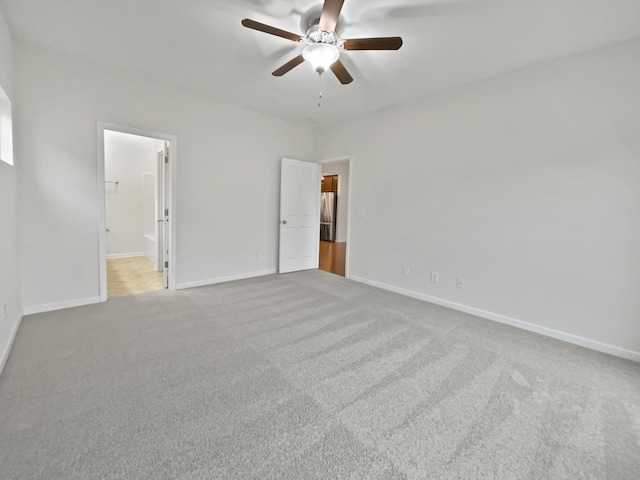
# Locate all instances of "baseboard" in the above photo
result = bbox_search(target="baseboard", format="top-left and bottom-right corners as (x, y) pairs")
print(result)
(347, 274), (640, 363)
(106, 252), (144, 259)
(0, 311), (24, 376)
(176, 269), (278, 290)
(23, 296), (102, 316)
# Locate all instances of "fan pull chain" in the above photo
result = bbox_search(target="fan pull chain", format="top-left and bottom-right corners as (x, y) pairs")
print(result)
(317, 72), (324, 108)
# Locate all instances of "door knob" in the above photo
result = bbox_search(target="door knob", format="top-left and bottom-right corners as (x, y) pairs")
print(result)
(281, 220), (287, 225)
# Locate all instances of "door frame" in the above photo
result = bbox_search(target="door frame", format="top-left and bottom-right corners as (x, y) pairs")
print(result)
(317, 155), (353, 278)
(96, 121), (178, 301)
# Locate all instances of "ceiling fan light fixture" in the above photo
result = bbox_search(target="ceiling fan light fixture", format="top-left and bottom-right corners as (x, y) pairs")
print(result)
(303, 43), (340, 74)
(241, 0), (403, 84)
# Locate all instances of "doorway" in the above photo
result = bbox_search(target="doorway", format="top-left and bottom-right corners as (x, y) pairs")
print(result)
(318, 157), (351, 277)
(97, 123), (177, 301)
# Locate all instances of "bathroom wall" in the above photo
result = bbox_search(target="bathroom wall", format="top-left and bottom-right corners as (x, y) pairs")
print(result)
(104, 130), (157, 258)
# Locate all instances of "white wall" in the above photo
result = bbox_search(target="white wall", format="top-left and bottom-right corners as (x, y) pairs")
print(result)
(16, 45), (314, 310)
(0, 11), (11, 98)
(0, 7), (21, 370)
(316, 38), (640, 359)
(321, 160), (349, 243)
(104, 130), (157, 257)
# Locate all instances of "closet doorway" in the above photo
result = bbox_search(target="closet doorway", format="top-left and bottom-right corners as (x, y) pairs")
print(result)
(97, 123), (177, 300)
(318, 157), (351, 277)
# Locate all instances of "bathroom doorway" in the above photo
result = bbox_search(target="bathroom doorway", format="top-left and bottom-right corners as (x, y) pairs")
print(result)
(97, 124), (177, 300)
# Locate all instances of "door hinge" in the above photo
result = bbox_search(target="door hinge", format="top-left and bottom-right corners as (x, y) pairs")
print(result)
(165, 208), (169, 217)
(164, 261), (169, 268)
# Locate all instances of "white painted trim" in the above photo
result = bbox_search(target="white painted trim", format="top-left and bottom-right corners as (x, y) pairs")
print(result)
(97, 122), (178, 302)
(318, 155), (353, 277)
(316, 166), (322, 269)
(106, 252), (144, 259)
(23, 296), (102, 316)
(0, 312), (23, 376)
(176, 269), (277, 290)
(348, 274), (640, 363)
(97, 127), (107, 301)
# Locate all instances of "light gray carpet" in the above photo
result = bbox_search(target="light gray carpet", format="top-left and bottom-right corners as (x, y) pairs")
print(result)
(1, 270), (639, 479)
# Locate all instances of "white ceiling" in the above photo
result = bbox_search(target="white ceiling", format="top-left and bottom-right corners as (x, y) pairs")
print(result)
(2, 0), (640, 123)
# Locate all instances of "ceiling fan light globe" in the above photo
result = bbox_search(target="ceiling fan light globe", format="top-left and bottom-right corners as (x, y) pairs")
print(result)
(303, 43), (339, 75)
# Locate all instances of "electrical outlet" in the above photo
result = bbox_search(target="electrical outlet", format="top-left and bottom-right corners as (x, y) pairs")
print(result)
(456, 277), (465, 289)
(430, 272), (439, 283)
(256, 252), (262, 261)
(403, 266), (410, 276)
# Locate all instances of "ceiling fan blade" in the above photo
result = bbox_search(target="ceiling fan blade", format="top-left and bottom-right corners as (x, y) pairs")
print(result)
(342, 37), (403, 51)
(272, 54), (305, 76)
(319, 0), (345, 33)
(241, 18), (303, 42)
(330, 60), (353, 85)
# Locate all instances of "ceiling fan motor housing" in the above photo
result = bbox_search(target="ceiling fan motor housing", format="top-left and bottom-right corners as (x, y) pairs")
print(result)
(306, 28), (338, 45)
(301, 4), (343, 43)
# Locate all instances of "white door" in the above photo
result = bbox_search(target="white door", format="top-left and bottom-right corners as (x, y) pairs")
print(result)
(279, 158), (320, 273)
(161, 142), (170, 288)
(155, 150), (164, 273)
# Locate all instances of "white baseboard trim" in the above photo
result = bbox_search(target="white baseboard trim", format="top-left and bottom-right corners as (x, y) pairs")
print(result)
(23, 296), (102, 316)
(106, 252), (144, 259)
(176, 269), (278, 290)
(0, 311), (24, 376)
(348, 274), (640, 363)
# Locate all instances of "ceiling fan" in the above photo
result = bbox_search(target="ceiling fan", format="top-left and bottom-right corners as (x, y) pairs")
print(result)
(241, 0), (403, 84)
